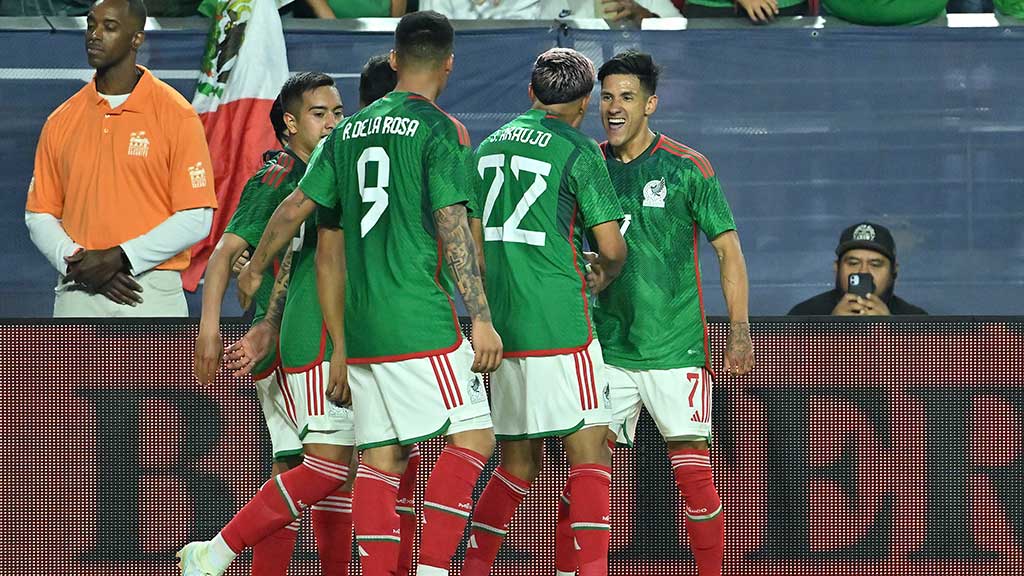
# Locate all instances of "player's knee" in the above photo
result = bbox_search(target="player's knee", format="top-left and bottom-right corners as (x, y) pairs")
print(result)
(666, 438), (709, 452)
(499, 455), (541, 483)
(271, 455), (303, 476)
(449, 427), (496, 460)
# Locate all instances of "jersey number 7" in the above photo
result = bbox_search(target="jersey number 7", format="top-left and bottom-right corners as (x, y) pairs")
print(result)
(478, 154), (552, 246)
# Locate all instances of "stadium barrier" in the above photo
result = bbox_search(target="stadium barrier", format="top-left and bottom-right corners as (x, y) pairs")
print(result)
(2, 317), (1021, 575)
(3, 21), (1024, 317)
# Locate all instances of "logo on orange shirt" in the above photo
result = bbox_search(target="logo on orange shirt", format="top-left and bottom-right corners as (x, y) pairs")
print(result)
(188, 162), (207, 189)
(128, 131), (150, 157)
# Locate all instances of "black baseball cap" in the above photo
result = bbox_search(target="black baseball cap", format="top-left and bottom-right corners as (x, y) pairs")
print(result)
(835, 222), (896, 264)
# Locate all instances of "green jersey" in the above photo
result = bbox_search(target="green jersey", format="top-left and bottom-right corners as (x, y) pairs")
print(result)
(279, 205), (334, 371)
(224, 150), (303, 377)
(594, 134), (736, 371)
(474, 109), (623, 356)
(299, 91), (474, 363)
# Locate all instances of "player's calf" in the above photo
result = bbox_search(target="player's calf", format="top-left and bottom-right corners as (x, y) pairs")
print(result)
(668, 440), (723, 576)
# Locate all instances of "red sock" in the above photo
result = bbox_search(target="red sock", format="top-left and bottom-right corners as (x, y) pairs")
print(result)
(250, 518), (299, 576)
(461, 467), (531, 576)
(554, 483), (577, 575)
(670, 449), (723, 576)
(354, 464), (402, 576)
(418, 446), (487, 571)
(221, 455), (350, 553)
(568, 464), (611, 576)
(396, 445), (421, 576)
(312, 489), (353, 576)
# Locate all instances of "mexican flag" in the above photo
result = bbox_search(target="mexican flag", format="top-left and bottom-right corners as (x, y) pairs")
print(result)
(183, 0), (292, 291)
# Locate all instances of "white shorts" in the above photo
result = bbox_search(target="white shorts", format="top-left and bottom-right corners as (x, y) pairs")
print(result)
(284, 361), (356, 447)
(491, 339), (611, 441)
(348, 339), (492, 450)
(608, 365), (714, 446)
(253, 365), (303, 461)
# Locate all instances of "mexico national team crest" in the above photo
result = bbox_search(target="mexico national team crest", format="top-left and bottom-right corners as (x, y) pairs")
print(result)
(643, 178), (667, 208)
(467, 375), (486, 405)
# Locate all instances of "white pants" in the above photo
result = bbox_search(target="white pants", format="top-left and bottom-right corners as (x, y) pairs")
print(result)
(53, 269), (188, 318)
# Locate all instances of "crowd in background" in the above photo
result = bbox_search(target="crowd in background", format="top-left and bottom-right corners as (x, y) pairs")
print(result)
(3, 0), (1023, 23)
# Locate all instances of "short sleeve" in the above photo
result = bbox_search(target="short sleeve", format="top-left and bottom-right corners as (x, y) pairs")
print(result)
(224, 174), (274, 248)
(169, 115), (218, 211)
(25, 119), (64, 217)
(299, 135), (340, 211)
(687, 170), (736, 241)
(426, 127), (472, 213)
(572, 142), (623, 228)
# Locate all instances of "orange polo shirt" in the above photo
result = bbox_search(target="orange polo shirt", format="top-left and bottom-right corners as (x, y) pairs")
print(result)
(26, 66), (218, 271)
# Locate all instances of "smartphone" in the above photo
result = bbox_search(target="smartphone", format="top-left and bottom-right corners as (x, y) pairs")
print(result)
(847, 273), (875, 297)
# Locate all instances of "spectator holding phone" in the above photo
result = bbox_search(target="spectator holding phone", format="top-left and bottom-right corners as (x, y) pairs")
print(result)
(788, 222), (927, 316)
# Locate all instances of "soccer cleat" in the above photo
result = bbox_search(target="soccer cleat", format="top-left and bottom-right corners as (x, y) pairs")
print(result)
(176, 541), (224, 576)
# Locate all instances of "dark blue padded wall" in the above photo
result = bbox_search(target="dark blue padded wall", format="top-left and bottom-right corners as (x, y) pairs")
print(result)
(1, 25), (1021, 317)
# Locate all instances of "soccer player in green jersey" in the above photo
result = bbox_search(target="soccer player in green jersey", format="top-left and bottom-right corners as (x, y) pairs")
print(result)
(460, 48), (628, 576)
(227, 54), (415, 576)
(555, 51), (755, 576)
(189, 12), (501, 576)
(190, 72), (342, 576)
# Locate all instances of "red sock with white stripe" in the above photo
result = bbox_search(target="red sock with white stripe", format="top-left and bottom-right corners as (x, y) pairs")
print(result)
(219, 455), (350, 554)
(312, 489), (353, 576)
(567, 464), (611, 576)
(670, 449), (723, 576)
(417, 446), (487, 574)
(397, 444), (422, 576)
(354, 464), (402, 576)
(554, 483), (577, 576)
(460, 467), (532, 576)
(250, 518), (300, 576)
(557, 440), (614, 575)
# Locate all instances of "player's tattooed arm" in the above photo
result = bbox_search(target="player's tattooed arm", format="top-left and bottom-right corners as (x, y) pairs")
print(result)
(223, 248), (291, 378)
(262, 246), (294, 330)
(238, 188), (316, 309)
(435, 204), (491, 323)
(435, 203), (503, 372)
(711, 230), (754, 375)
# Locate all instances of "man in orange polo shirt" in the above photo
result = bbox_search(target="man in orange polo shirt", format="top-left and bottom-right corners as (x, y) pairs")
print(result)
(25, 0), (217, 317)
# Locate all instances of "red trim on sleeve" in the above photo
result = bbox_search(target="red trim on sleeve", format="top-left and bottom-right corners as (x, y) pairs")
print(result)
(652, 135), (715, 178)
(409, 94), (471, 146)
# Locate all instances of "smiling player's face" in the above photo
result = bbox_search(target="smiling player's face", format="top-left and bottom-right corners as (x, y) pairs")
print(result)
(601, 74), (656, 151)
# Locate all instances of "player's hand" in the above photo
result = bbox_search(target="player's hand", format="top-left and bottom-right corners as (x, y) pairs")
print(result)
(224, 320), (278, 377)
(65, 246), (124, 289)
(737, 0), (779, 22)
(98, 272), (143, 306)
(236, 262), (263, 310)
(602, 0), (654, 23)
(194, 325), (223, 385)
(582, 251), (615, 297)
(232, 249), (251, 276)
(470, 319), (503, 373)
(856, 293), (891, 316)
(831, 293), (864, 316)
(724, 321), (754, 376)
(326, 347), (351, 407)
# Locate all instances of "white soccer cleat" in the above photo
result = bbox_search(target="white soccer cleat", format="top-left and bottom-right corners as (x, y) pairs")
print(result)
(176, 540), (223, 576)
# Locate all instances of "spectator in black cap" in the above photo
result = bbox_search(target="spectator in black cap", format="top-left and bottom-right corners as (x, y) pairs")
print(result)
(789, 222), (927, 316)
